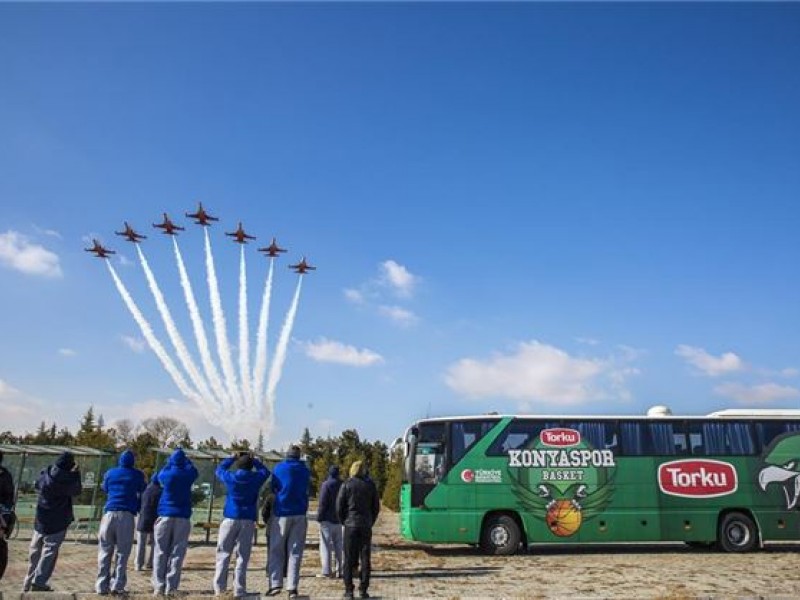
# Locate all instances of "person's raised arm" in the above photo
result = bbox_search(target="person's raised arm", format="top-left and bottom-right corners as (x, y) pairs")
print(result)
(215, 456), (236, 483)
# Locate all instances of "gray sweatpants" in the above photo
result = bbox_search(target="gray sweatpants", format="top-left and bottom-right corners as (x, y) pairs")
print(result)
(151, 516), (191, 594)
(96, 511), (135, 593)
(319, 521), (343, 577)
(135, 531), (154, 570)
(268, 515), (307, 592)
(213, 518), (255, 596)
(23, 529), (67, 590)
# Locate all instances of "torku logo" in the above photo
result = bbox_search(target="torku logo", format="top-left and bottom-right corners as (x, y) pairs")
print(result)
(658, 459), (737, 498)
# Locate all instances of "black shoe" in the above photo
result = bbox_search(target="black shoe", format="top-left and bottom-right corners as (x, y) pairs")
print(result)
(266, 589), (282, 597)
(287, 591), (298, 599)
(31, 584), (54, 592)
(343, 593), (354, 600)
(359, 592), (370, 599)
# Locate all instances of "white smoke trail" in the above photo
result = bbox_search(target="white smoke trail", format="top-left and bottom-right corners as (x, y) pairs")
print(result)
(237, 245), (253, 407)
(252, 258), (275, 407)
(105, 261), (202, 406)
(266, 275), (303, 407)
(172, 237), (230, 409)
(204, 228), (241, 411)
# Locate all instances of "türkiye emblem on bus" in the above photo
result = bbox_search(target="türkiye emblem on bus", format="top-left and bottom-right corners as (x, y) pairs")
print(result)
(758, 432), (800, 510)
(507, 428), (616, 537)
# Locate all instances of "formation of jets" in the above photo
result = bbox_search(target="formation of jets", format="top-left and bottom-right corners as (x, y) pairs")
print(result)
(86, 204), (314, 273)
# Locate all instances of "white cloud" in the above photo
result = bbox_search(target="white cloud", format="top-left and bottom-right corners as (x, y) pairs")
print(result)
(118, 254), (134, 267)
(58, 348), (77, 357)
(343, 288), (365, 304)
(379, 260), (418, 297)
(0, 230), (62, 278)
(781, 368), (800, 378)
(33, 225), (62, 239)
(378, 305), (418, 327)
(121, 335), (146, 353)
(444, 340), (639, 407)
(575, 337), (600, 346)
(675, 345), (744, 377)
(0, 377), (46, 433)
(713, 382), (800, 405)
(303, 338), (384, 367)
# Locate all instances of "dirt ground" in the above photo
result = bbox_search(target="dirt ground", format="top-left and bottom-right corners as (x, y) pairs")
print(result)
(2, 510), (800, 599)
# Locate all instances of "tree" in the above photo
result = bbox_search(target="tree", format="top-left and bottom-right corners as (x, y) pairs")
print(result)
(197, 436), (223, 451)
(75, 407), (116, 451)
(382, 445), (404, 511)
(256, 430), (265, 452)
(140, 417), (190, 448)
(112, 419), (136, 447)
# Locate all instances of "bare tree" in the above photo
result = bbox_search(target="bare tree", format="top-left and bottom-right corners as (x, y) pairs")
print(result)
(112, 419), (136, 447)
(140, 416), (190, 448)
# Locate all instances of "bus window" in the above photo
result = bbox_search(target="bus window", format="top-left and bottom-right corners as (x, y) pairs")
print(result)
(486, 420), (560, 456)
(619, 420), (683, 455)
(414, 443), (444, 484)
(688, 421), (756, 455)
(564, 421), (619, 451)
(451, 420), (498, 465)
(755, 421), (800, 451)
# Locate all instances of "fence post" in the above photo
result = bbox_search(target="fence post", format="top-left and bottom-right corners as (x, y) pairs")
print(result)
(205, 458), (219, 544)
(14, 451), (27, 505)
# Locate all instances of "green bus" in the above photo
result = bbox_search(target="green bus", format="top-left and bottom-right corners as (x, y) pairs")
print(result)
(399, 406), (800, 554)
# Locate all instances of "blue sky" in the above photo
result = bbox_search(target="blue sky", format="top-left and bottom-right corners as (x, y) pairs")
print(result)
(1, 3), (799, 449)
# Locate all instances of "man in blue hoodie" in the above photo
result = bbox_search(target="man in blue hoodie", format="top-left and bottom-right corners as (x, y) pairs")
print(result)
(23, 451), (81, 592)
(316, 465), (343, 579)
(96, 449), (146, 595)
(267, 445), (310, 599)
(213, 452), (270, 597)
(152, 448), (198, 596)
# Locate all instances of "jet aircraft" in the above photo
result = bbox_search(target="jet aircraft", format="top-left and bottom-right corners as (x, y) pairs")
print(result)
(185, 202), (219, 226)
(85, 239), (116, 258)
(153, 213), (185, 235)
(115, 222), (147, 243)
(258, 237), (287, 257)
(226, 222), (256, 244)
(289, 257), (316, 274)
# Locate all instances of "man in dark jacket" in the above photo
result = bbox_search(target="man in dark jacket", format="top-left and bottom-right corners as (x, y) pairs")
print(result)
(23, 451), (81, 592)
(152, 448), (198, 596)
(0, 450), (16, 581)
(267, 445), (310, 598)
(316, 465), (343, 579)
(96, 449), (146, 595)
(336, 461), (380, 600)
(213, 452), (270, 597)
(135, 475), (162, 571)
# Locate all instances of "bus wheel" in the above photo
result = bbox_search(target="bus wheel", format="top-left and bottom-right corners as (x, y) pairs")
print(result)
(718, 512), (758, 553)
(480, 514), (521, 555)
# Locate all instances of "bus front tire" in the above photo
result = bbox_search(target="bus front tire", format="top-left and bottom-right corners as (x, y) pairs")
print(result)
(718, 512), (758, 553)
(480, 514), (521, 555)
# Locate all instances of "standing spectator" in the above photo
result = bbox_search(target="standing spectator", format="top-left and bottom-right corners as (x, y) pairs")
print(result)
(213, 452), (270, 597)
(135, 475), (162, 571)
(266, 445), (310, 599)
(22, 451), (81, 592)
(96, 449), (146, 595)
(0, 450), (16, 581)
(315, 465), (343, 579)
(336, 461), (380, 600)
(152, 448), (198, 596)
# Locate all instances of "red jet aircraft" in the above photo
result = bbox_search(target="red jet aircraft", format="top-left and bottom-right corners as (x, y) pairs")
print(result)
(153, 213), (185, 235)
(289, 257), (316, 274)
(226, 222), (256, 244)
(115, 222), (147, 243)
(186, 202), (219, 226)
(258, 237), (287, 258)
(85, 239), (116, 258)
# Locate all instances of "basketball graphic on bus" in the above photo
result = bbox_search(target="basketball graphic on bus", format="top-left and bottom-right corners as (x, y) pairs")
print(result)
(546, 499), (583, 537)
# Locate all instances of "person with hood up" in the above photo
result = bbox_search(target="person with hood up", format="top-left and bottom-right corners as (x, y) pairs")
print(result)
(266, 445), (310, 599)
(152, 448), (198, 596)
(336, 461), (380, 600)
(213, 452), (270, 597)
(135, 474), (162, 571)
(96, 449), (146, 595)
(1, 450), (17, 581)
(23, 451), (81, 592)
(315, 465), (343, 579)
